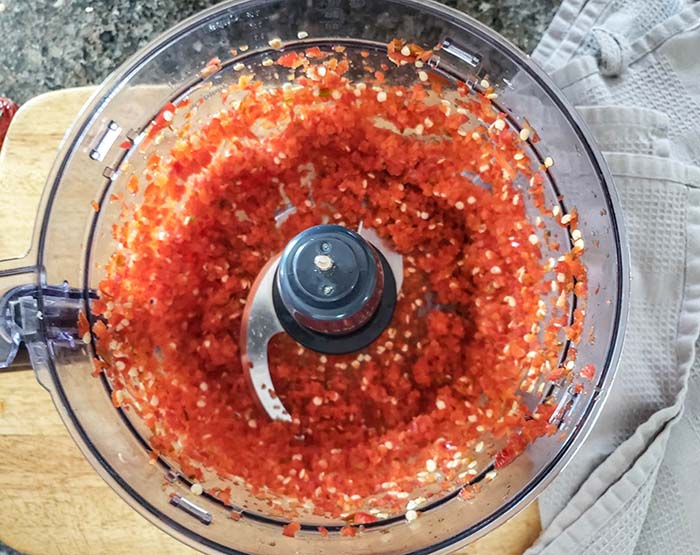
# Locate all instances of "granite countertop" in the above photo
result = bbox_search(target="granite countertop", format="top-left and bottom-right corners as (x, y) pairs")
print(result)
(0, 1), (559, 554)
(0, 0), (560, 104)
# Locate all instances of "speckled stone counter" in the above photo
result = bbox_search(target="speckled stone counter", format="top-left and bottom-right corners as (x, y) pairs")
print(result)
(0, 0), (560, 103)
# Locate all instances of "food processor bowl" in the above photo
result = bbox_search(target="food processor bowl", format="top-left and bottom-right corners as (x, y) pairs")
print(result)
(0, 1), (628, 553)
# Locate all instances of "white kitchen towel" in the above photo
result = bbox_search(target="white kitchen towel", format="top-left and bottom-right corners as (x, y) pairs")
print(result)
(532, 0), (696, 77)
(539, 2), (700, 165)
(575, 106), (672, 157)
(528, 151), (700, 554)
(526, 1), (700, 554)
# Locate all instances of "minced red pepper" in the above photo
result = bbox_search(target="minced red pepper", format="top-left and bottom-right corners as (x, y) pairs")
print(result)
(92, 42), (588, 522)
(282, 520), (301, 538)
(580, 364), (596, 380)
(352, 512), (378, 525)
(340, 525), (357, 537)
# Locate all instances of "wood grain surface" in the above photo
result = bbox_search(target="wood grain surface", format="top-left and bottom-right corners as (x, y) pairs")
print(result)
(0, 88), (541, 555)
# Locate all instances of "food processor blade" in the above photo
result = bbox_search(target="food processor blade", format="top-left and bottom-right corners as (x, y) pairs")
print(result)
(240, 255), (291, 422)
(241, 224), (403, 421)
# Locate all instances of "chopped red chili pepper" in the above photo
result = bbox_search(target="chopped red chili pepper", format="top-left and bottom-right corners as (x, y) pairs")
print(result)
(77, 311), (89, 337)
(127, 175), (139, 195)
(277, 51), (305, 69)
(581, 364), (595, 380)
(92, 42), (589, 523)
(282, 520), (301, 538)
(352, 512), (378, 524)
(340, 525), (357, 537)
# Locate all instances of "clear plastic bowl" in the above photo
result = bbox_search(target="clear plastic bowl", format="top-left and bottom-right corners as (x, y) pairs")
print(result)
(0, 1), (628, 553)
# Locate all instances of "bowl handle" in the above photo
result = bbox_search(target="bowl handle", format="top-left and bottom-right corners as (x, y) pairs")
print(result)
(0, 258), (88, 392)
(0, 261), (39, 370)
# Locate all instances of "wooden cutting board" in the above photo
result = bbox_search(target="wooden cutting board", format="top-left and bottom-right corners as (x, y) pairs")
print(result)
(0, 88), (541, 555)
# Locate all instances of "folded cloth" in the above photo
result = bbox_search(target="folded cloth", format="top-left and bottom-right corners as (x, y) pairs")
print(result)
(537, 1), (700, 164)
(574, 106), (671, 157)
(526, 2), (700, 554)
(533, 0), (697, 78)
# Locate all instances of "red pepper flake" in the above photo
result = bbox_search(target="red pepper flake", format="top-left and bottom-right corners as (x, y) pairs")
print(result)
(111, 389), (121, 408)
(91, 200), (100, 212)
(580, 364), (595, 380)
(282, 520), (301, 538)
(387, 39), (433, 65)
(494, 447), (515, 469)
(147, 154), (161, 169)
(176, 97), (192, 110)
(144, 102), (177, 145)
(494, 433), (527, 469)
(548, 366), (567, 381)
(317, 526), (328, 537)
(119, 139), (132, 149)
(127, 175), (139, 195)
(201, 56), (223, 77)
(92, 319), (107, 338)
(305, 46), (327, 59)
(459, 484), (481, 500)
(77, 311), (89, 337)
(230, 510), (243, 521)
(428, 71), (449, 94)
(212, 486), (232, 505)
(277, 51), (305, 69)
(352, 512), (378, 524)
(340, 525), (357, 537)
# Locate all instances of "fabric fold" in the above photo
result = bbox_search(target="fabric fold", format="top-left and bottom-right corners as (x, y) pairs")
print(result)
(528, 0), (700, 553)
(575, 106), (671, 156)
